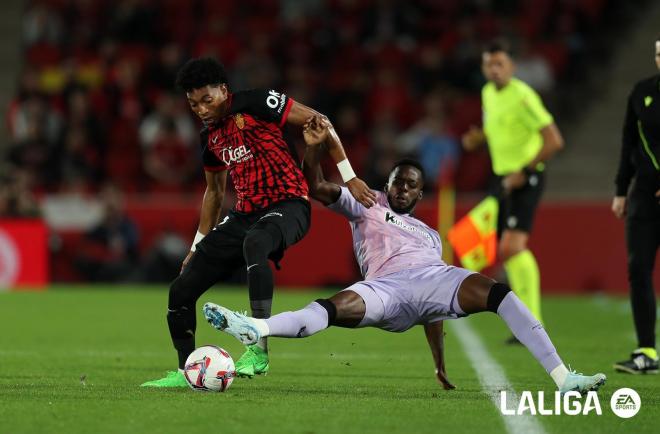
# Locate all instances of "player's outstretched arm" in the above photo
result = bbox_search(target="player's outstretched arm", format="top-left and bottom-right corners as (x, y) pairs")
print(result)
(424, 321), (456, 390)
(302, 117), (341, 206)
(289, 102), (376, 207)
(181, 170), (227, 271)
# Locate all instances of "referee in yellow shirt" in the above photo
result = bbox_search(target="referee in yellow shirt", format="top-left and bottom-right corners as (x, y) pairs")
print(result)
(462, 40), (564, 338)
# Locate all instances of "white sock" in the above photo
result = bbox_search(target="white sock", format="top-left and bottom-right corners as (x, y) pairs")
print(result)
(253, 318), (270, 338)
(550, 364), (569, 388)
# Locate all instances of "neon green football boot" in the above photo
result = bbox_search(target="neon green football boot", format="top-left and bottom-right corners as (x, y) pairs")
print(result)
(140, 370), (188, 388)
(235, 345), (269, 378)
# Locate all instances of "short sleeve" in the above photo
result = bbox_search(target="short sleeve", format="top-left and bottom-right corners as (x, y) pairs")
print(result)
(327, 187), (368, 221)
(519, 86), (553, 131)
(199, 128), (226, 172)
(229, 89), (294, 127)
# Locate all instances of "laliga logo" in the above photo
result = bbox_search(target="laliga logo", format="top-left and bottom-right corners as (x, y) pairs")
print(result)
(500, 391), (602, 416)
(610, 388), (641, 418)
(500, 388), (642, 418)
(0, 229), (20, 288)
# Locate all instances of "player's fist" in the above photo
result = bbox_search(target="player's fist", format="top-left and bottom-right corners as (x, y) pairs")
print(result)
(303, 116), (328, 146)
(461, 125), (484, 151)
(346, 177), (376, 208)
(611, 196), (627, 219)
(502, 171), (527, 194)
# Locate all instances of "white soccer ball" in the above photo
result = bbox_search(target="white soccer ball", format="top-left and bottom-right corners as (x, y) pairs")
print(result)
(183, 345), (235, 392)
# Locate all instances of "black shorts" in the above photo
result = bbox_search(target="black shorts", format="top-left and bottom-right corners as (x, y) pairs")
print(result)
(195, 197), (311, 271)
(491, 171), (545, 236)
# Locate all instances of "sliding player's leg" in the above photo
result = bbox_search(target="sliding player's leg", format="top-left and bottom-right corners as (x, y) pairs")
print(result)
(457, 273), (606, 393)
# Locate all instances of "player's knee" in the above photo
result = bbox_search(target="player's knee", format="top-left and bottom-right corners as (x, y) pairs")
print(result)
(168, 276), (196, 310)
(486, 282), (512, 313)
(243, 229), (273, 262)
(314, 298), (338, 326)
(499, 243), (518, 261)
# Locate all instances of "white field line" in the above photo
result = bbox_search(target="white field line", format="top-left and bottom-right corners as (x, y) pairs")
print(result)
(451, 320), (546, 434)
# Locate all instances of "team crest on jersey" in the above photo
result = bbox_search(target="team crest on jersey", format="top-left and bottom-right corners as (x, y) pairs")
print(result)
(234, 114), (245, 129)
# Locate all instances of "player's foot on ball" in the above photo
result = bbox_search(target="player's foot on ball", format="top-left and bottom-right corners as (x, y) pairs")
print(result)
(559, 371), (606, 395)
(613, 351), (659, 375)
(235, 345), (270, 378)
(203, 302), (261, 345)
(140, 370), (188, 388)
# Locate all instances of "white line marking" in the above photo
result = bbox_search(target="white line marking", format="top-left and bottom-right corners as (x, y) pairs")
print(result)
(451, 320), (546, 434)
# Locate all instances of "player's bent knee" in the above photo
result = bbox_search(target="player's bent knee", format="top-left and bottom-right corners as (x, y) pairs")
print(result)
(487, 282), (512, 313)
(314, 298), (337, 326)
(168, 276), (196, 310)
(243, 229), (274, 260)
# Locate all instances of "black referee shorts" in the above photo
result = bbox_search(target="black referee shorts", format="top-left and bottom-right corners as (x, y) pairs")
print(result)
(195, 197), (311, 272)
(491, 171), (545, 237)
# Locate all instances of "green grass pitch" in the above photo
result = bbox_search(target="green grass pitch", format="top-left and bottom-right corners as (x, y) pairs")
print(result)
(0, 286), (658, 434)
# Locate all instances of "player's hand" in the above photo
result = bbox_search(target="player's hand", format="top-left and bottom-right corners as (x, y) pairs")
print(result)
(611, 196), (627, 219)
(303, 116), (328, 146)
(346, 177), (376, 208)
(502, 171), (527, 194)
(461, 125), (484, 151)
(435, 366), (456, 390)
(180, 250), (194, 274)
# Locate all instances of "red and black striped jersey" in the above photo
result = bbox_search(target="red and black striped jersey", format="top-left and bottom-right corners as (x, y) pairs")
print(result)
(200, 89), (309, 213)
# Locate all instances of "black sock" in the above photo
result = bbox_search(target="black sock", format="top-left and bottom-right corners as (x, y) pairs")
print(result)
(167, 306), (196, 369)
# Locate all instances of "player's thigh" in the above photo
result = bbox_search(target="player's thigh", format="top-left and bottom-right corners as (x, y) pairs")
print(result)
(249, 199), (311, 251)
(197, 213), (248, 266)
(336, 283), (386, 329)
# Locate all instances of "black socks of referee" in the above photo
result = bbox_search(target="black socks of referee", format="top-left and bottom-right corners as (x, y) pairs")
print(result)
(243, 227), (282, 351)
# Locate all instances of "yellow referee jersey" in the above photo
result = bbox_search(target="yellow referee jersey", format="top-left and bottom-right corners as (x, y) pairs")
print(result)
(482, 77), (553, 175)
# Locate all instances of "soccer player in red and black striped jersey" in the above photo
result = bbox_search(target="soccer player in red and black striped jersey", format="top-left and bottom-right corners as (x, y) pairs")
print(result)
(141, 57), (376, 387)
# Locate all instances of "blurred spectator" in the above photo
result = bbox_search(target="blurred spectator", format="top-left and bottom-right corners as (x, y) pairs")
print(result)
(142, 117), (197, 191)
(138, 230), (188, 283)
(139, 93), (197, 191)
(75, 183), (139, 282)
(22, 2), (64, 47)
(397, 91), (459, 188)
(514, 41), (554, 93)
(0, 168), (40, 218)
(138, 93), (195, 148)
(57, 126), (103, 188)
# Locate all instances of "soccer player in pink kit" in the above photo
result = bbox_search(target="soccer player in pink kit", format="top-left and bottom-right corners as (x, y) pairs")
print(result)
(204, 117), (606, 393)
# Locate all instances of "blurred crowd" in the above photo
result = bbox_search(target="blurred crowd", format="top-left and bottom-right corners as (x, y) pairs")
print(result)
(4, 0), (623, 204)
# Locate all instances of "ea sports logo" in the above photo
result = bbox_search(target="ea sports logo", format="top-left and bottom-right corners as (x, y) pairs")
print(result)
(610, 388), (641, 418)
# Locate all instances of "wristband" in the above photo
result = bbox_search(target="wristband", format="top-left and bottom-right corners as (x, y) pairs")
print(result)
(190, 231), (204, 252)
(336, 159), (357, 183)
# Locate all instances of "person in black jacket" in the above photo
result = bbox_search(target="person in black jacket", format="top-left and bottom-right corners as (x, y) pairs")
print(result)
(612, 37), (660, 375)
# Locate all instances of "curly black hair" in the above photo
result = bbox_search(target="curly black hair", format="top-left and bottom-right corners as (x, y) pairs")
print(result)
(391, 158), (425, 186)
(175, 57), (229, 92)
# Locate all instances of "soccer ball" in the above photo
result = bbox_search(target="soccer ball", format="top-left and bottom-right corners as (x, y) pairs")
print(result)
(183, 345), (235, 392)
